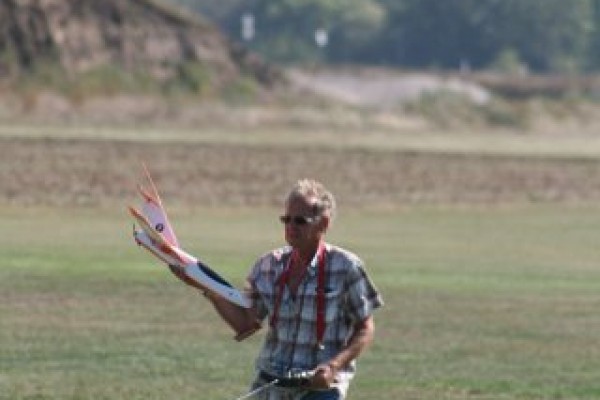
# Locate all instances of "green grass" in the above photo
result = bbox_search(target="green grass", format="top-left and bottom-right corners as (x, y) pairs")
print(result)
(1, 205), (600, 399)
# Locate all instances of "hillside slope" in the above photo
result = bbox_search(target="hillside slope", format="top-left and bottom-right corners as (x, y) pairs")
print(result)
(0, 0), (278, 88)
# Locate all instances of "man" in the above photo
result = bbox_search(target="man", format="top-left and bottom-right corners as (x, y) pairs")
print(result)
(171, 179), (383, 399)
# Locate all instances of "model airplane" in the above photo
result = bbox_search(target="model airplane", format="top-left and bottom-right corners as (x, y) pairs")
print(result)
(128, 165), (250, 309)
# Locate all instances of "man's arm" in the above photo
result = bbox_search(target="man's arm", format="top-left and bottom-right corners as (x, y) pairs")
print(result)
(203, 290), (262, 340)
(311, 315), (375, 388)
(169, 265), (261, 340)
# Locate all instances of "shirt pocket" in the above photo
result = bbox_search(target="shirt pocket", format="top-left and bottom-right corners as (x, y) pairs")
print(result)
(323, 287), (344, 323)
(301, 281), (344, 323)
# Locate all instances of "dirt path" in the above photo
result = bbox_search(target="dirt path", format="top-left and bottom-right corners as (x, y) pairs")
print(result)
(287, 68), (491, 107)
(3, 137), (600, 208)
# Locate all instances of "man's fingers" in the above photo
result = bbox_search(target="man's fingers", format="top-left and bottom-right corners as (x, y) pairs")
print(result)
(309, 366), (334, 389)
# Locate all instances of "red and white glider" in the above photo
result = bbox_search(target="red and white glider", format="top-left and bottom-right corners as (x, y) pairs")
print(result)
(128, 165), (250, 309)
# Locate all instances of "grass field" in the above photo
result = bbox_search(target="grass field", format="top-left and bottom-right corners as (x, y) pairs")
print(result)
(1, 204), (600, 399)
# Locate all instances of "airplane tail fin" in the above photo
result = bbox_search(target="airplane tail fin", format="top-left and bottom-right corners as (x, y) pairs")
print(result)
(137, 163), (179, 247)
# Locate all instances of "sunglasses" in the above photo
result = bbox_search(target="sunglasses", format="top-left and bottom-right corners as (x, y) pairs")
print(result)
(279, 215), (321, 225)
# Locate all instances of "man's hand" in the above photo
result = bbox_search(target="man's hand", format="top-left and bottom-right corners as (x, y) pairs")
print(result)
(310, 316), (374, 389)
(309, 362), (338, 389)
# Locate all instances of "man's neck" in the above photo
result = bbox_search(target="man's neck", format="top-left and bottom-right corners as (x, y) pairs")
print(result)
(293, 241), (322, 267)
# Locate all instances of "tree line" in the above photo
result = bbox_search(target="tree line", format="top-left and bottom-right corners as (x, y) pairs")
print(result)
(174, 0), (600, 74)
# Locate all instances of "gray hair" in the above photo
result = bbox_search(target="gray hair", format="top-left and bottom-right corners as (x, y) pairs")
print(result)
(286, 179), (336, 220)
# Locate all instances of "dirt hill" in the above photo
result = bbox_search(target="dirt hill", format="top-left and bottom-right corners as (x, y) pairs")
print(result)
(0, 0), (279, 88)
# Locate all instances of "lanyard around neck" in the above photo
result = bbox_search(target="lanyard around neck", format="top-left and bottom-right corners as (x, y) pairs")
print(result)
(270, 242), (327, 348)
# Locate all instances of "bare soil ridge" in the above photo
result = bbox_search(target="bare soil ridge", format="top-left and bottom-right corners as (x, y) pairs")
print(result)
(2, 137), (600, 208)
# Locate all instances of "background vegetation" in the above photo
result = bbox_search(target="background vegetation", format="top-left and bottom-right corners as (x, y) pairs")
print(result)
(176, 0), (600, 73)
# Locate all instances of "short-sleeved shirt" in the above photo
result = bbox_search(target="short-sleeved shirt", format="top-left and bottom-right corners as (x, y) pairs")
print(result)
(246, 242), (384, 395)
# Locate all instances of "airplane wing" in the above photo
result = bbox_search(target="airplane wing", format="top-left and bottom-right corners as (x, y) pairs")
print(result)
(132, 227), (250, 308)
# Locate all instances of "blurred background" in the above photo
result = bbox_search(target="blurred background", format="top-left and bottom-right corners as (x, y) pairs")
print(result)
(2, 1), (600, 399)
(1, 0), (600, 207)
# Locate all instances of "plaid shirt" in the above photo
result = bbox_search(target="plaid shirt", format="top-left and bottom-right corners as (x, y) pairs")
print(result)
(246, 242), (383, 394)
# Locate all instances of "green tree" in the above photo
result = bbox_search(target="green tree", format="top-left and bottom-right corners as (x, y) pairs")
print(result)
(372, 0), (500, 68)
(375, 0), (593, 72)
(585, 0), (600, 70)
(489, 0), (593, 72)
(172, 0), (597, 73)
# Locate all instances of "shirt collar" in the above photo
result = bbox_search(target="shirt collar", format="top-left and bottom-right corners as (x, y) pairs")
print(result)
(279, 242), (329, 277)
(306, 251), (319, 277)
(308, 241), (329, 277)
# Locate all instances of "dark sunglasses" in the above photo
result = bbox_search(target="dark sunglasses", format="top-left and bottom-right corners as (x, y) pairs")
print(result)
(279, 215), (320, 225)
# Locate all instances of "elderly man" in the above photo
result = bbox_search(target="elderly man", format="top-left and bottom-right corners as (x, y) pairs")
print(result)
(171, 179), (383, 399)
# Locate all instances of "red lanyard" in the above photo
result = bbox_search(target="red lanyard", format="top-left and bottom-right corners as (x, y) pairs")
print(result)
(270, 242), (327, 349)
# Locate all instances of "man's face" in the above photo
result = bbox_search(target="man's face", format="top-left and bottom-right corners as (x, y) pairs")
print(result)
(281, 196), (327, 251)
